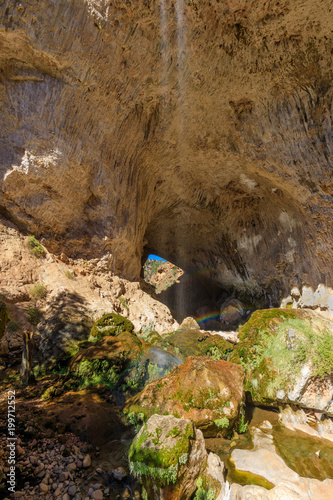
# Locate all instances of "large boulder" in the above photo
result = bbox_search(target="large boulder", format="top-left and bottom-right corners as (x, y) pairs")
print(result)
(124, 356), (244, 437)
(156, 329), (233, 361)
(129, 414), (220, 500)
(230, 308), (333, 415)
(89, 313), (134, 340)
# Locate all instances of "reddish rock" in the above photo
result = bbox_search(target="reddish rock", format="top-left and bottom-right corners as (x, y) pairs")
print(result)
(125, 356), (244, 437)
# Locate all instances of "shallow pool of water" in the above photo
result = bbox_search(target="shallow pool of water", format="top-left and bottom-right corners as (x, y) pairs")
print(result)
(206, 406), (333, 489)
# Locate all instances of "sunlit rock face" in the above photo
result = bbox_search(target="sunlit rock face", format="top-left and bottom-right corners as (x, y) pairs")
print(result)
(0, 0), (332, 306)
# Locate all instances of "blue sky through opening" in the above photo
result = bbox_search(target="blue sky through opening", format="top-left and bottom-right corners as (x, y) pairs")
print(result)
(148, 254), (166, 262)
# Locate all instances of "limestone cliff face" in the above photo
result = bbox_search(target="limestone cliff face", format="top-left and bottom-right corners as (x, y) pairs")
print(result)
(0, 0), (333, 306)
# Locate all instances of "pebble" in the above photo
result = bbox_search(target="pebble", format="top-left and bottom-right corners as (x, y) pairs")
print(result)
(112, 466), (127, 481)
(40, 483), (49, 493)
(0, 432), (111, 500)
(92, 491), (103, 500)
(82, 454), (91, 468)
(34, 463), (45, 475)
(68, 485), (77, 496)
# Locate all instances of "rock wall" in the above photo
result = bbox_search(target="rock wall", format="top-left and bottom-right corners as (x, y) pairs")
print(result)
(1, 0), (333, 306)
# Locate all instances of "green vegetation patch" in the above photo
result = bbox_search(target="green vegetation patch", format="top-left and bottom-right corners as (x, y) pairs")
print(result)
(194, 477), (216, 500)
(27, 235), (45, 258)
(30, 283), (47, 301)
(27, 307), (42, 325)
(73, 358), (122, 389)
(230, 309), (333, 402)
(89, 313), (134, 340)
(129, 420), (194, 486)
(214, 417), (229, 429)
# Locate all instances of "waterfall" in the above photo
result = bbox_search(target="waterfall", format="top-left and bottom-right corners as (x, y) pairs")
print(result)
(222, 480), (231, 500)
(159, 0), (169, 88)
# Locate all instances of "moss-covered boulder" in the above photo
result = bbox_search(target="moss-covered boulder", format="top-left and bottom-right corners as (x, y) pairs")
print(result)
(89, 313), (134, 340)
(129, 414), (207, 500)
(157, 329), (233, 361)
(229, 308), (333, 414)
(124, 356), (244, 437)
(69, 331), (143, 390)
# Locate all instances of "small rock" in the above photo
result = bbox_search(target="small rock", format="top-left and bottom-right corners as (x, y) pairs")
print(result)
(34, 463), (45, 475)
(260, 420), (273, 430)
(121, 488), (131, 499)
(16, 445), (24, 456)
(82, 454), (91, 468)
(66, 463), (77, 473)
(112, 467), (127, 481)
(68, 485), (77, 496)
(63, 494), (70, 500)
(92, 491), (103, 500)
(40, 483), (49, 493)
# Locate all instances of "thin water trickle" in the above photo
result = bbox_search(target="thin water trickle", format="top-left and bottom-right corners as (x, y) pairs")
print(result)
(159, 0), (169, 88)
(222, 480), (231, 500)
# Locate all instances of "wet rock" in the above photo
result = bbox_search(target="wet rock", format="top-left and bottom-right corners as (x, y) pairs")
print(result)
(231, 426), (333, 499)
(129, 414), (207, 500)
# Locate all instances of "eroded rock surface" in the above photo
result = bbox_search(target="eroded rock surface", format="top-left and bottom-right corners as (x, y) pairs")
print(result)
(0, 216), (178, 365)
(0, 1), (333, 308)
(125, 356), (244, 437)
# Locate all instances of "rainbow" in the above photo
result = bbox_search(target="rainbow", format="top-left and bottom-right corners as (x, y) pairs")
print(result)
(195, 307), (255, 325)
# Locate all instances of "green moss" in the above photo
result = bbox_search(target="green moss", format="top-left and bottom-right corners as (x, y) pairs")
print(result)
(227, 458), (274, 490)
(194, 477), (216, 500)
(42, 386), (56, 401)
(214, 417), (229, 428)
(89, 313), (134, 340)
(73, 359), (121, 389)
(27, 235), (45, 258)
(230, 309), (333, 402)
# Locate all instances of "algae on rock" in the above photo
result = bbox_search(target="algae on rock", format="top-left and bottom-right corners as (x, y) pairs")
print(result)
(89, 313), (134, 340)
